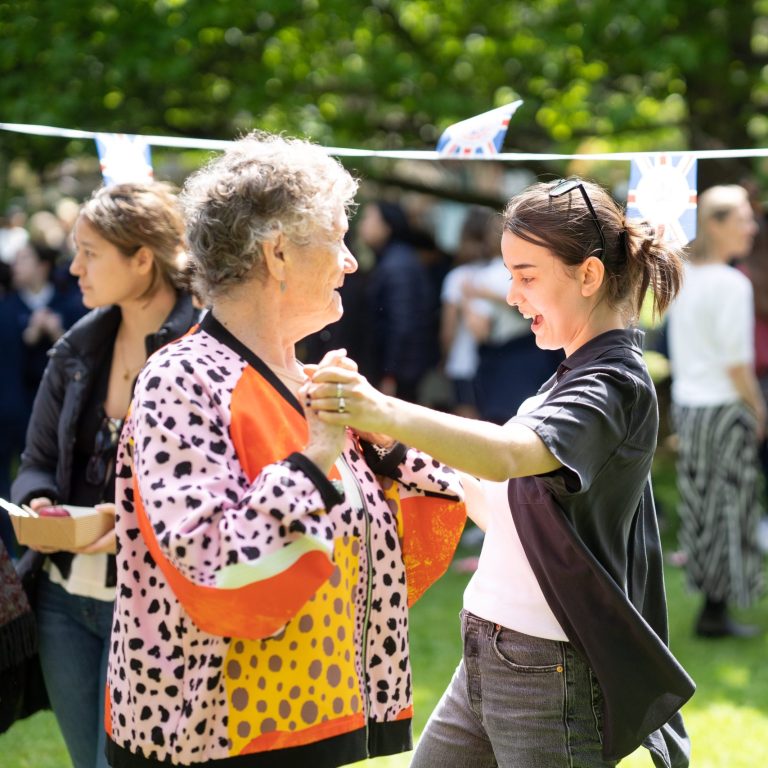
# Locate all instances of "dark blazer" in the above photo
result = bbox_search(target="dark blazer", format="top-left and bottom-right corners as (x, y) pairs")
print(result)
(12, 294), (199, 507)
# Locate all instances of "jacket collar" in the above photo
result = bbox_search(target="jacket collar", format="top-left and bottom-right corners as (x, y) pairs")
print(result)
(52, 293), (199, 361)
(145, 293), (199, 355)
(200, 311), (304, 417)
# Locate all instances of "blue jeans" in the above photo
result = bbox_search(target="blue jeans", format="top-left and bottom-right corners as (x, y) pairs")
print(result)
(411, 611), (615, 768)
(36, 572), (114, 768)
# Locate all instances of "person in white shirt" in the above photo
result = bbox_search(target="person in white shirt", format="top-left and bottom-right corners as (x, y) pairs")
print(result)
(667, 184), (766, 638)
(440, 206), (495, 418)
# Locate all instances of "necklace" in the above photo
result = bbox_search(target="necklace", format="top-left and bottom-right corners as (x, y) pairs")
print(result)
(117, 337), (145, 382)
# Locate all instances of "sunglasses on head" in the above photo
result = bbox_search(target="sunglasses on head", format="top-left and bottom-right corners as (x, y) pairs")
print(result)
(548, 178), (606, 261)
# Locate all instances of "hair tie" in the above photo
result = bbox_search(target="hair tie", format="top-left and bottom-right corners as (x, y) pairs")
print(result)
(618, 228), (628, 258)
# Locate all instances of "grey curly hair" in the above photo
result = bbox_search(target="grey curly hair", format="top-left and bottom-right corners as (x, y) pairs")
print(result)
(181, 131), (358, 301)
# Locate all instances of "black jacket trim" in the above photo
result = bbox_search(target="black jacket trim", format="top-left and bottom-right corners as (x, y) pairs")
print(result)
(359, 440), (408, 477)
(199, 312), (304, 417)
(367, 716), (412, 756)
(106, 718), (412, 768)
(285, 452), (345, 511)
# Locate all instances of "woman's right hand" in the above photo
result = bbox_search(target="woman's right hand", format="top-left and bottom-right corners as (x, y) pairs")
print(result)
(302, 398), (347, 474)
(300, 349), (351, 473)
(27, 496), (60, 553)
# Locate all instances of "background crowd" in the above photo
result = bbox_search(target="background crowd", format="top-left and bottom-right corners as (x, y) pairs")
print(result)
(3, 174), (768, 560)
(1, 167), (767, 767)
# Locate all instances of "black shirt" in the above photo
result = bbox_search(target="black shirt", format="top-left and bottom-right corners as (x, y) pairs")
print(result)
(513, 328), (658, 587)
(509, 329), (694, 768)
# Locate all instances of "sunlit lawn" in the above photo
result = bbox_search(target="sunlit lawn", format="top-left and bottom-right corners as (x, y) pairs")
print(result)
(3, 452), (767, 767)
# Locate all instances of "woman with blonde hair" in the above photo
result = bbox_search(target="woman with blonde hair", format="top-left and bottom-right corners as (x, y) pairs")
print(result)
(667, 184), (765, 638)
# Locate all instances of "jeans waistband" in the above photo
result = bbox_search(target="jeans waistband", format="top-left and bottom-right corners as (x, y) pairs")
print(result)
(462, 609), (567, 647)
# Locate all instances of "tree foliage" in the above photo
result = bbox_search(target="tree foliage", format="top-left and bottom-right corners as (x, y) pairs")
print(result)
(2, 0), (768, 189)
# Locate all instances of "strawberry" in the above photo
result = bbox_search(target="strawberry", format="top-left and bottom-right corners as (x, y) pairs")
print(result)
(38, 505), (71, 517)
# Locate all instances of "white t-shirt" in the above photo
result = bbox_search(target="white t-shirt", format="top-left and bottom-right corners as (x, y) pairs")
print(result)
(47, 553), (115, 602)
(440, 262), (485, 379)
(463, 390), (568, 641)
(667, 262), (754, 406)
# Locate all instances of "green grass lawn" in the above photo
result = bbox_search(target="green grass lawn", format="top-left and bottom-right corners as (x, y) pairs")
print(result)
(3, 452), (767, 767)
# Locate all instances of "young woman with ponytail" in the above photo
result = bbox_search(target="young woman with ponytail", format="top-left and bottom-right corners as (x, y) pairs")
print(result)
(305, 178), (695, 768)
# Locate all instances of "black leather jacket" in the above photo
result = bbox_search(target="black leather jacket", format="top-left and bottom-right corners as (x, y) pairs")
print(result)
(12, 294), (199, 507)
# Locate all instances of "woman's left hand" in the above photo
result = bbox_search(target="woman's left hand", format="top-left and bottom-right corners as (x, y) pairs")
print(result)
(71, 503), (117, 555)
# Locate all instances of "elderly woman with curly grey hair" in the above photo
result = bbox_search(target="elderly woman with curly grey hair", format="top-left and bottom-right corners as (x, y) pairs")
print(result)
(104, 132), (467, 768)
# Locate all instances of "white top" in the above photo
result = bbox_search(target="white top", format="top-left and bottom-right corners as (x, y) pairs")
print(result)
(463, 390), (568, 641)
(19, 284), (55, 311)
(440, 262), (485, 379)
(667, 263), (754, 406)
(47, 553), (115, 602)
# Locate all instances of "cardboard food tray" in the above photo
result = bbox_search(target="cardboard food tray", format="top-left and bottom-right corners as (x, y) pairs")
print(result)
(0, 497), (113, 549)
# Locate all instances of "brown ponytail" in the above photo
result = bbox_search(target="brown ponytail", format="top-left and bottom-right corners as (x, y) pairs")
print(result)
(503, 179), (684, 322)
(621, 218), (684, 319)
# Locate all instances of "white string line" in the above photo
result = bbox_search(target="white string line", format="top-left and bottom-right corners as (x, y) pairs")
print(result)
(2, 121), (768, 161)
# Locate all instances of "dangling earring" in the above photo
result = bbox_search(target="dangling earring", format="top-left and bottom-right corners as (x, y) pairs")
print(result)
(280, 280), (286, 293)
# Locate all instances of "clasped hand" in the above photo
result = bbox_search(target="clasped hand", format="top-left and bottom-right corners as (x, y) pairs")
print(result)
(301, 349), (395, 447)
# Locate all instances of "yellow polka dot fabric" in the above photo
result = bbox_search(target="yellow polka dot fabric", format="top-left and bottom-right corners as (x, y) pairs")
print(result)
(225, 535), (361, 754)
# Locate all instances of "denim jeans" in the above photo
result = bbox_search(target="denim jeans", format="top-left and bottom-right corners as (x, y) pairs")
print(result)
(36, 572), (114, 768)
(411, 610), (615, 768)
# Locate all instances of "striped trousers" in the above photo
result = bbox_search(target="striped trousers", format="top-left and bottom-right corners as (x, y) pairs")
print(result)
(673, 402), (764, 607)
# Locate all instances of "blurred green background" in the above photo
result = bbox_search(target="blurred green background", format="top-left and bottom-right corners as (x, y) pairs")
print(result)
(4, 1), (768, 206)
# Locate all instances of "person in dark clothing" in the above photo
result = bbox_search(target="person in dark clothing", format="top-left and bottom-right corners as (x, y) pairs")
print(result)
(11, 182), (199, 768)
(306, 178), (694, 768)
(357, 200), (436, 402)
(0, 537), (40, 733)
(0, 241), (86, 553)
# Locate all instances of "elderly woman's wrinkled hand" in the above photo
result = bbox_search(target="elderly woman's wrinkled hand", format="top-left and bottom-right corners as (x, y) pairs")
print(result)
(300, 380), (348, 474)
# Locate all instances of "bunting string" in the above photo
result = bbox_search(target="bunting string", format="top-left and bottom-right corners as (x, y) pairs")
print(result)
(2, 121), (768, 162)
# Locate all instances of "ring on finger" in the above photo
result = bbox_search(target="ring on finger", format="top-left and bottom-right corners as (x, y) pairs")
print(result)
(338, 397), (347, 414)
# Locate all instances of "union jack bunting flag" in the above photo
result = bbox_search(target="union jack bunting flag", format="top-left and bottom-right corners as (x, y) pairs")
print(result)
(626, 154), (698, 247)
(436, 101), (522, 157)
(95, 133), (154, 186)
